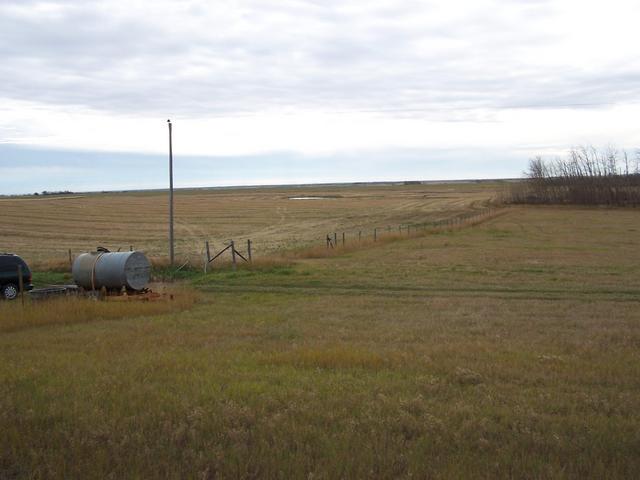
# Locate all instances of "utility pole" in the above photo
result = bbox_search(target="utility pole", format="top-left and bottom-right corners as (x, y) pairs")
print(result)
(167, 119), (175, 266)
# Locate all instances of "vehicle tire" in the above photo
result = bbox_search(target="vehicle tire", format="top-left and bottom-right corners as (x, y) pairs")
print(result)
(1, 283), (19, 300)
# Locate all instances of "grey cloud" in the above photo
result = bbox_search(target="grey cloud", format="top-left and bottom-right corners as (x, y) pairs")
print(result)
(1, 0), (639, 119)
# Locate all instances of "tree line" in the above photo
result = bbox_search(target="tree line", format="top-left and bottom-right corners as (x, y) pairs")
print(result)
(507, 146), (640, 206)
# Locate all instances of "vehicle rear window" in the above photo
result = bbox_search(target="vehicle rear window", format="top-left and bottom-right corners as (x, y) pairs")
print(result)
(0, 256), (28, 272)
(0, 257), (18, 269)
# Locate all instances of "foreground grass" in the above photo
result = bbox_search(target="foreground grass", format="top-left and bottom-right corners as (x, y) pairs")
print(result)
(1, 206), (639, 478)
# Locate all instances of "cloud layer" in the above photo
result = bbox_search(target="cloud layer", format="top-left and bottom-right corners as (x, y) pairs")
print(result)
(3, 0), (640, 117)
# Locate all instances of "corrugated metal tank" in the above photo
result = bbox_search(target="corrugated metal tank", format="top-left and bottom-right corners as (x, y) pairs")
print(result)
(72, 251), (151, 291)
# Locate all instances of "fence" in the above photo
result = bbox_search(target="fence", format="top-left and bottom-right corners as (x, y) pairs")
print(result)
(203, 239), (252, 272)
(324, 207), (497, 249)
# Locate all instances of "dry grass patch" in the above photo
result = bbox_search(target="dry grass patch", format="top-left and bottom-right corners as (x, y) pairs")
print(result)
(30, 257), (73, 273)
(263, 346), (405, 370)
(0, 289), (198, 333)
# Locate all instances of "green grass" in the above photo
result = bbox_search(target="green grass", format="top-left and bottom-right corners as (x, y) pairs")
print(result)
(30, 270), (72, 287)
(1, 206), (639, 478)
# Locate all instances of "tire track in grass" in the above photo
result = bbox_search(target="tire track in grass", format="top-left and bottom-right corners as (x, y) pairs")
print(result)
(197, 282), (640, 303)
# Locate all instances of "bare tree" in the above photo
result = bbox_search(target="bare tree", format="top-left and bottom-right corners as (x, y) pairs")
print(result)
(507, 145), (640, 206)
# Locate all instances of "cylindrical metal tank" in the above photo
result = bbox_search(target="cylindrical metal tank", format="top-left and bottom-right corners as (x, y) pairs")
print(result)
(72, 251), (151, 291)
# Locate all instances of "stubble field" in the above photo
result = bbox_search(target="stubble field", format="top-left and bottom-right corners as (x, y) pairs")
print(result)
(1, 184), (639, 478)
(0, 182), (498, 263)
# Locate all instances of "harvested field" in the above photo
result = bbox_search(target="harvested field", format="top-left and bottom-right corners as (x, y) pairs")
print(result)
(0, 182), (499, 263)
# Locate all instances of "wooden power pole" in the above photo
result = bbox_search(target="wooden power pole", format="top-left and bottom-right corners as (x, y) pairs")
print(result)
(168, 119), (175, 267)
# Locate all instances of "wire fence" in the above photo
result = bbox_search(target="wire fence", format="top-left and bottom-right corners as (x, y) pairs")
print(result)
(324, 207), (498, 249)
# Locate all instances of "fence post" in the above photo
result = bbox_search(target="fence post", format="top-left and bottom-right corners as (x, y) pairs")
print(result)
(326, 235), (330, 249)
(342, 232), (345, 246)
(68, 249), (72, 268)
(334, 232), (337, 245)
(231, 240), (237, 271)
(358, 231), (361, 242)
(17, 265), (24, 307)
(374, 228), (377, 242)
(247, 239), (252, 262)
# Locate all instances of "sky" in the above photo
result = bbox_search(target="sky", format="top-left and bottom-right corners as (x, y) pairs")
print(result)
(1, 0), (640, 194)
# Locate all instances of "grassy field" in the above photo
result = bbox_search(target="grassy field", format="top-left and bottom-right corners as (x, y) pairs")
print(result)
(0, 182), (499, 263)
(1, 205), (639, 478)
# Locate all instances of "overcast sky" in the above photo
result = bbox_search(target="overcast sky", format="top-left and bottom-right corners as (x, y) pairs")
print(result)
(1, 0), (639, 193)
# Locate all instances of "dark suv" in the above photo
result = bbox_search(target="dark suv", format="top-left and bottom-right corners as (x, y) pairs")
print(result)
(0, 253), (33, 300)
